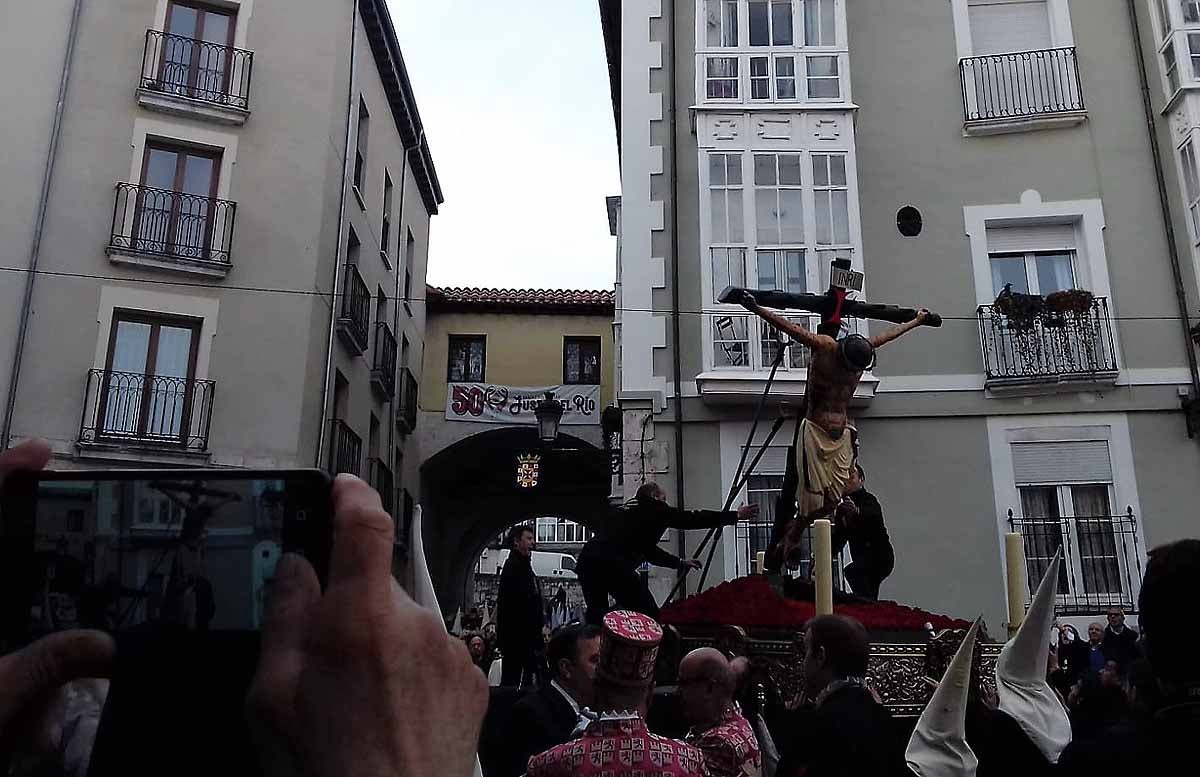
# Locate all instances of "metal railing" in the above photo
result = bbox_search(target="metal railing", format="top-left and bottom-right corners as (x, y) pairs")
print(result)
(109, 183), (236, 265)
(368, 458), (395, 515)
(337, 265), (370, 353)
(140, 29), (253, 110)
(978, 297), (1117, 384)
(1008, 508), (1143, 614)
(371, 322), (397, 399)
(398, 368), (418, 433)
(960, 47), (1084, 123)
(78, 369), (215, 451)
(329, 419), (362, 477)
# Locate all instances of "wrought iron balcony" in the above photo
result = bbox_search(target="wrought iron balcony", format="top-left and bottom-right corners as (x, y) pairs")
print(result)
(78, 369), (215, 452)
(336, 264), (371, 355)
(1008, 508), (1143, 615)
(368, 458), (395, 515)
(398, 367), (418, 434)
(108, 183), (236, 269)
(960, 47), (1085, 131)
(977, 297), (1117, 388)
(328, 419), (362, 477)
(139, 29), (253, 112)
(371, 321), (397, 399)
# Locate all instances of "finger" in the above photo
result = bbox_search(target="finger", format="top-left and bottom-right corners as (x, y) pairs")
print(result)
(328, 474), (396, 586)
(0, 630), (114, 727)
(248, 553), (319, 728)
(0, 438), (51, 484)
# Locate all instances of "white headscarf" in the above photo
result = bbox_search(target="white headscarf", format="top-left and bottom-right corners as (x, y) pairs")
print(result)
(994, 550), (1072, 764)
(905, 618), (982, 777)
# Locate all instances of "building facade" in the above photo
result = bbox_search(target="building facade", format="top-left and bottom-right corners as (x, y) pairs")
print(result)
(417, 287), (616, 614)
(602, 0), (1200, 629)
(1, 0), (438, 537)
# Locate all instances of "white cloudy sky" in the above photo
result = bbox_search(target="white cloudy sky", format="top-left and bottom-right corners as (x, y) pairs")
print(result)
(389, 1), (620, 291)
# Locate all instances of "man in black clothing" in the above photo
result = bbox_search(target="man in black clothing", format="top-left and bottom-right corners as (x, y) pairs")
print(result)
(497, 525), (544, 688)
(830, 465), (894, 600)
(777, 615), (903, 777)
(1101, 606), (1140, 669)
(502, 623), (601, 777)
(575, 482), (757, 625)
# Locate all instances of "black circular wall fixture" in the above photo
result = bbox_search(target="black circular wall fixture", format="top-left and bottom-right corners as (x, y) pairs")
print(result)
(897, 206), (923, 237)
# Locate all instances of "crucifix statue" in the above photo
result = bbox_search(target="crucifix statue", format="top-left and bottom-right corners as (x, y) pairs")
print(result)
(718, 258), (941, 570)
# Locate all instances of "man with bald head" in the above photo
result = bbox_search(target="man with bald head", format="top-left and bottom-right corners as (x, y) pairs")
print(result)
(679, 648), (762, 777)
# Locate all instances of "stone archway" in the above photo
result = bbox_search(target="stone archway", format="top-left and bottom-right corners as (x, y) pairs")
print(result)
(420, 427), (611, 616)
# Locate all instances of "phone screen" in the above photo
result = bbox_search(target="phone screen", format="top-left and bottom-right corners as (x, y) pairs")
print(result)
(2, 470), (331, 645)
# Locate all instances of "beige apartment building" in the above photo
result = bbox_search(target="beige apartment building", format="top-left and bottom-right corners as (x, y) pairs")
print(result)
(0, 0), (439, 537)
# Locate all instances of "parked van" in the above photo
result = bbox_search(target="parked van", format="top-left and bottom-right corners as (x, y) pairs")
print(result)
(478, 549), (578, 581)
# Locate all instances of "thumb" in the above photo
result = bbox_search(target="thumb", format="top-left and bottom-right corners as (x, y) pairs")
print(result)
(256, 553), (320, 680)
(0, 630), (115, 728)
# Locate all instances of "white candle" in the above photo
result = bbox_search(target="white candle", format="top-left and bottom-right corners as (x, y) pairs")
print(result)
(1005, 532), (1027, 638)
(814, 519), (834, 616)
(756, 551), (766, 575)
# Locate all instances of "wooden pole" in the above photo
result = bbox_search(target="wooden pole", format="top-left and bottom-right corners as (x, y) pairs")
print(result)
(814, 519), (834, 616)
(1005, 532), (1027, 639)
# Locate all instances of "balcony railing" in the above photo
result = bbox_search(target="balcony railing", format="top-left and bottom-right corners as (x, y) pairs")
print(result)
(140, 29), (253, 110)
(398, 367), (418, 433)
(977, 297), (1117, 386)
(329, 419), (362, 477)
(336, 265), (370, 355)
(368, 458), (395, 515)
(108, 183), (236, 266)
(78, 369), (215, 451)
(1008, 508), (1143, 615)
(735, 520), (848, 589)
(371, 322), (397, 399)
(960, 47), (1084, 124)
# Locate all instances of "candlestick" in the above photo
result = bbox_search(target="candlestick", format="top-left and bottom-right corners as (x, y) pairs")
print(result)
(1005, 532), (1027, 639)
(814, 519), (833, 616)
(755, 551), (766, 575)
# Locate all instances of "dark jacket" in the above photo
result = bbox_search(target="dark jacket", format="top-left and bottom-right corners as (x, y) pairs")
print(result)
(584, 498), (735, 572)
(831, 488), (894, 573)
(1057, 637), (1090, 685)
(1102, 625), (1140, 668)
(497, 552), (542, 651)
(777, 685), (904, 777)
(1057, 702), (1200, 775)
(502, 684), (580, 777)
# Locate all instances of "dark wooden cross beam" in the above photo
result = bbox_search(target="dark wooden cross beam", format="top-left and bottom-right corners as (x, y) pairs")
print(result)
(717, 260), (943, 330)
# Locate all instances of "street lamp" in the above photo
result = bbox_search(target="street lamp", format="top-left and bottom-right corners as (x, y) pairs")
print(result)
(535, 392), (564, 444)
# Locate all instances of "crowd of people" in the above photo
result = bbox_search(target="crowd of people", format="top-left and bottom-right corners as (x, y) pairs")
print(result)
(1, 439), (1198, 777)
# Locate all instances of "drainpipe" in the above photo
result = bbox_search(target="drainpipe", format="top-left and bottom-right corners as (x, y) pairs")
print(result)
(666, 0), (688, 592)
(316, 0), (360, 467)
(1, 0), (86, 450)
(1125, 0), (1200, 428)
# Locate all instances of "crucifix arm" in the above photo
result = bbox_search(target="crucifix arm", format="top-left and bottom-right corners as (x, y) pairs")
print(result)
(868, 309), (930, 349)
(741, 298), (836, 352)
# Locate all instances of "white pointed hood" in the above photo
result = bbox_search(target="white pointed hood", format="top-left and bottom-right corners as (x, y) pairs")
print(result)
(451, 608), (463, 635)
(905, 618), (982, 777)
(995, 549), (1071, 763)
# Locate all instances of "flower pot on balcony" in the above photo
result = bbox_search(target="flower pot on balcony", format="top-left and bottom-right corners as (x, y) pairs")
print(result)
(994, 286), (1044, 331)
(1045, 289), (1095, 317)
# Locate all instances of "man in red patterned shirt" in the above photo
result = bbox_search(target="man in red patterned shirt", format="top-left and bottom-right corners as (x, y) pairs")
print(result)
(526, 611), (708, 777)
(680, 648), (762, 777)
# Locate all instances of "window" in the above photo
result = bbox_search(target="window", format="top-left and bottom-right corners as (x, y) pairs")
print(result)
(985, 223), (1078, 295)
(776, 55), (797, 98)
(1159, 0), (1176, 37)
(1190, 33), (1200, 78)
(803, 0), (837, 46)
(1186, 0), (1200, 25)
(535, 517), (590, 544)
(812, 154), (850, 246)
(806, 55), (840, 99)
(1166, 40), (1181, 93)
(750, 55), (797, 100)
(1181, 140), (1200, 243)
(563, 337), (601, 385)
(101, 310), (201, 442)
(161, 1), (236, 101)
(353, 97), (369, 191)
(404, 230), (415, 309)
(347, 227), (361, 266)
(709, 153), (745, 245)
(381, 171), (393, 262)
(755, 250), (806, 293)
(750, 57), (771, 99)
(760, 314), (812, 369)
(967, 0), (1050, 56)
(713, 316), (751, 367)
(706, 57), (739, 98)
(448, 335), (486, 382)
(749, 0), (794, 46)
(137, 141), (221, 258)
(754, 153), (804, 245)
(705, 0), (739, 46)
(712, 248), (748, 302)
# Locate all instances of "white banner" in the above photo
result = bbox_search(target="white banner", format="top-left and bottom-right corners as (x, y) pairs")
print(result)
(446, 383), (601, 425)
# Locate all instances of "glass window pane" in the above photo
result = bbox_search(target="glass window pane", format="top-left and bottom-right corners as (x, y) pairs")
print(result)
(754, 155), (777, 185)
(814, 191), (832, 245)
(756, 189), (778, 244)
(785, 251), (806, 293)
(812, 155), (829, 187)
(728, 189), (744, 241)
(751, 57), (769, 77)
(752, 78), (771, 100)
(181, 154), (215, 196)
(776, 56), (795, 77)
(749, 1), (769, 45)
(777, 77), (797, 99)
(167, 4), (199, 38)
(757, 251), (778, 289)
(809, 56), (838, 77)
(820, 0), (836, 44)
(1185, 1), (1200, 25)
(144, 149), (178, 190)
(780, 189), (805, 243)
(112, 321), (152, 373)
(713, 316), (750, 367)
(830, 155), (847, 186)
(1035, 252), (1076, 294)
(1186, 142), (1200, 201)
(709, 154), (727, 186)
(712, 192), (728, 243)
(200, 11), (231, 45)
(154, 326), (193, 378)
(779, 154), (802, 185)
(832, 190), (850, 244)
(727, 155), (743, 185)
(771, 0), (793, 45)
(990, 256), (1030, 295)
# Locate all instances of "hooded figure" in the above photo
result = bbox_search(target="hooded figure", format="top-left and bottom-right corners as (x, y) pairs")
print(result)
(905, 618), (983, 777)
(993, 550), (1072, 764)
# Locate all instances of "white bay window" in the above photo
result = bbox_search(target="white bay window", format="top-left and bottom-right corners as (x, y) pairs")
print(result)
(706, 0), (740, 47)
(1179, 138), (1200, 245)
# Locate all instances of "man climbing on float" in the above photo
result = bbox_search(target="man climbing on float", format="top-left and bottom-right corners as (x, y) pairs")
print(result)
(736, 289), (929, 570)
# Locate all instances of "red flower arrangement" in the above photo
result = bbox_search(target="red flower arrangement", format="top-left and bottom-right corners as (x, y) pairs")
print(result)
(659, 575), (969, 632)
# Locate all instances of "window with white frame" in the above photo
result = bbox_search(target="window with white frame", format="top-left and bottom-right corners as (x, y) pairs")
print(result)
(1180, 138), (1200, 244)
(1189, 32), (1200, 78)
(707, 57), (740, 99)
(705, 0), (740, 46)
(1185, 0), (1200, 25)
(749, 0), (795, 46)
(1166, 39), (1181, 93)
(812, 154), (850, 245)
(713, 315), (751, 367)
(754, 153), (805, 244)
(750, 55), (799, 101)
(985, 224), (1078, 295)
(535, 516), (589, 544)
(967, 0), (1051, 56)
(804, 0), (838, 46)
(1158, 0), (1176, 37)
(806, 56), (841, 99)
(709, 154), (746, 304)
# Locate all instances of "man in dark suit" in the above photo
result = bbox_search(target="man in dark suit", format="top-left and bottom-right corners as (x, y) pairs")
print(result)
(498, 524), (544, 688)
(1101, 607), (1140, 670)
(830, 465), (894, 600)
(503, 623), (601, 777)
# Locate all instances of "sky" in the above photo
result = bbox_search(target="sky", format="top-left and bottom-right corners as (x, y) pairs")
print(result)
(388, 1), (620, 292)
